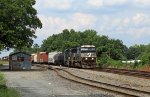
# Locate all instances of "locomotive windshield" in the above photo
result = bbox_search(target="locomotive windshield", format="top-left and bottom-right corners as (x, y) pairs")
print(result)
(81, 47), (96, 53)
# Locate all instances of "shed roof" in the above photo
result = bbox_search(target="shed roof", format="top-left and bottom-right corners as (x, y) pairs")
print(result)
(9, 52), (31, 56)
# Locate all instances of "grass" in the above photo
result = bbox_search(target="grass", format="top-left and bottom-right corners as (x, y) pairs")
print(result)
(0, 61), (9, 66)
(0, 73), (20, 97)
(97, 58), (149, 70)
(0, 63), (3, 66)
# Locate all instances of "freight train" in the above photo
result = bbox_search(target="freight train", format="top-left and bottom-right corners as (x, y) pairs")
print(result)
(31, 45), (97, 68)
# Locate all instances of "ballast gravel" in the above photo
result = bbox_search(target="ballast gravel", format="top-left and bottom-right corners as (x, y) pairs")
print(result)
(1, 65), (118, 97)
(65, 67), (150, 92)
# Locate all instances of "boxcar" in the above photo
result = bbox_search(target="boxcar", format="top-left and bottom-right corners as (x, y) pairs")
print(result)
(31, 54), (36, 63)
(9, 52), (32, 70)
(34, 54), (37, 63)
(37, 52), (48, 64)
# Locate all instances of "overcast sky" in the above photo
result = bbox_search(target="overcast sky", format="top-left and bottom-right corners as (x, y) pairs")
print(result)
(0, 0), (150, 58)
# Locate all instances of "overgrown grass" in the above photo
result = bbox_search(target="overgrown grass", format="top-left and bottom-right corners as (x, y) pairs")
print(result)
(0, 61), (9, 66)
(0, 73), (5, 85)
(0, 73), (20, 97)
(97, 57), (149, 70)
(0, 63), (3, 66)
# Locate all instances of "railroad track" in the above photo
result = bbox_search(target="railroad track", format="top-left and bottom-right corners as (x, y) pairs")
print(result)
(93, 67), (150, 79)
(35, 64), (150, 97)
(33, 64), (150, 79)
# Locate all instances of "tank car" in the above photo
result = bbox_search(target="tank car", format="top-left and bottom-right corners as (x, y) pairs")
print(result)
(48, 52), (64, 65)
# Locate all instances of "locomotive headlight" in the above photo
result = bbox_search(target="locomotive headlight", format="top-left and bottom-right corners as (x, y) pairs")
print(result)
(85, 58), (88, 60)
(92, 58), (94, 60)
(68, 57), (70, 59)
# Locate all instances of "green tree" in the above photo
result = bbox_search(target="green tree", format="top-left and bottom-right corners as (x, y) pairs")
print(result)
(127, 45), (145, 59)
(0, 0), (42, 50)
(31, 43), (40, 53)
(140, 53), (150, 65)
(138, 44), (150, 65)
(14, 43), (40, 53)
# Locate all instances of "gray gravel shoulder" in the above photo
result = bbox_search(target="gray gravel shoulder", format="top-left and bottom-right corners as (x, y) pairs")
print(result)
(1, 65), (115, 97)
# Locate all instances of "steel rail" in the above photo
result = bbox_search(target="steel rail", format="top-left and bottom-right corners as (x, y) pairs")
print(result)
(49, 66), (150, 97)
(35, 64), (150, 96)
(93, 68), (150, 79)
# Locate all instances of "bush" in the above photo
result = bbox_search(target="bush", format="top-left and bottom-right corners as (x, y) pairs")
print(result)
(97, 53), (110, 67)
(107, 59), (123, 68)
(97, 53), (123, 68)
(139, 53), (150, 65)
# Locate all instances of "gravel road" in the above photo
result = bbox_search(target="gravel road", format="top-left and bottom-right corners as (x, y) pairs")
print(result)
(1, 65), (115, 97)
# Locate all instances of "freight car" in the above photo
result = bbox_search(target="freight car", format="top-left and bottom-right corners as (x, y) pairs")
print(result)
(48, 52), (64, 65)
(64, 45), (96, 68)
(31, 54), (36, 63)
(37, 52), (48, 64)
(32, 54), (37, 63)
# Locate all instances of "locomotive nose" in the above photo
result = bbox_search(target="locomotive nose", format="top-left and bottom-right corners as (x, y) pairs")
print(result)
(87, 53), (91, 57)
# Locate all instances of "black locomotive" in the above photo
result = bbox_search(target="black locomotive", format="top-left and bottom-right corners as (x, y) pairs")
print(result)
(64, 45), (96, 68)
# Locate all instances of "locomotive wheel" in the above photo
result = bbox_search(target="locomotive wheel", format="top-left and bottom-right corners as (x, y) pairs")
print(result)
(74, 62), (80, 67)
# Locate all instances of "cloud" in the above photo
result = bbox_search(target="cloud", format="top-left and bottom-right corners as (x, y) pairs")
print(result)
(35, 15), (67, 38)
(37, 13), (150, 42)
(35, 0), (72, 10)
(87, 0), (127, 7)
(122, 13), (150, 38)
(105, 0), (127, 6)
(133, 0), (150, 6)
(87, 0), (150, 8)
(117, 27), (150, 39)
(132, 13), (149, 25)
(87, 0), (103, 7)
(35, 13), (96, 40)
(118, 13), (150, 28)
(71, 13), (96, 28)
(97, 13), (150, 39)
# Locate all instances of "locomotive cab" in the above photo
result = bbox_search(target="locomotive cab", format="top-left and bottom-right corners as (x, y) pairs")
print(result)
(80, 45), (96, 68)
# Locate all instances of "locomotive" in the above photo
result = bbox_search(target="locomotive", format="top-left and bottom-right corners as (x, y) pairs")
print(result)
(31, 45), (97, 68)
(64, 45), (96, 68)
